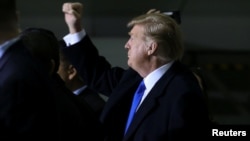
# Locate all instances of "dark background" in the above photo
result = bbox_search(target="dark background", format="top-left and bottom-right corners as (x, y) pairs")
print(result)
(17, 0), (250, 125)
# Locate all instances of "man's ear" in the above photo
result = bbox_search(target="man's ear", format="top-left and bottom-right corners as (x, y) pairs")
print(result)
(147, 42), (157, 55)
(68, 64), (77, 80)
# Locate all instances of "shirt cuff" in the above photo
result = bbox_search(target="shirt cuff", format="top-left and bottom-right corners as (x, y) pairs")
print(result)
(63, 29), (86, 46)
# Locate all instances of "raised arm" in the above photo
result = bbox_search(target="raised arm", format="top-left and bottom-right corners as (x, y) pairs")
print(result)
(60, 2), (125, 96)
(62, 2), (83, 34)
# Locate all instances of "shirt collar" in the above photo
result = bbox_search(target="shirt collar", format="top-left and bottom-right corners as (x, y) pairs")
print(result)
(144, 61), (174, 91)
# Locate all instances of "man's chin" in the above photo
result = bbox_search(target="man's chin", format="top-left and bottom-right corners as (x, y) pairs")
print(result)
(127, 61), (131, 68)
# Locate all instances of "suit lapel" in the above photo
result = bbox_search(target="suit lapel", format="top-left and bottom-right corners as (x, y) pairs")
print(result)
(123, 61), (180, 140)
(100, 69), (142, 121)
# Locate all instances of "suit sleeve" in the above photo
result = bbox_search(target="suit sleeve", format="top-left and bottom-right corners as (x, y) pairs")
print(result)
(59, 35), (125, 96)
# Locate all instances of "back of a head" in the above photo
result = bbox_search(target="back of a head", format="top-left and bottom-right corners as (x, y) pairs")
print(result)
(127, 13), (184, 61)
(59, 47), (71, 67)
(0, 0), (17, 31)
(57, 47), (72, 79)
(58, 47), (85, 86)
(21, 28), (60, 74)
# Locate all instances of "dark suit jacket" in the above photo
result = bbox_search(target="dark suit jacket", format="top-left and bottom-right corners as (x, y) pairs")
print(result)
(0, 39), (58, 140)
(51, 74), (104, 141)
(77, 86), (106, 117)
(0, 38), (104, 141)
(61, 35), (211, 141)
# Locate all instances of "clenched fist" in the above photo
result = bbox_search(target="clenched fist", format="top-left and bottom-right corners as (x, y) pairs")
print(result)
(62, 2), (83, 33)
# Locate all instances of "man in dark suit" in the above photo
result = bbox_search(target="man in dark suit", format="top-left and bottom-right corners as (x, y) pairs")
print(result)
(0, 0), (58, 140)
(58, 46), (106, 117)
(21, 27), (105, 141)
(61, 2), (210, 141)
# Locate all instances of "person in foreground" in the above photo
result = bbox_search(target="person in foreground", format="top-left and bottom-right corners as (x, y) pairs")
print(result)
(0, 0), (59, 140)
(20, 27), (105, 140)
(58, 47), (106, 117)
(61, 2), (211, 141)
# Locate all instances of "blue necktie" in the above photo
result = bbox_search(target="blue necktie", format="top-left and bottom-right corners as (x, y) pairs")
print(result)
(124, 80), (146, 134)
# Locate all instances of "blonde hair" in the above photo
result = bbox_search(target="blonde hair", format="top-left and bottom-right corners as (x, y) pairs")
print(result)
(127, 13), (184, 61)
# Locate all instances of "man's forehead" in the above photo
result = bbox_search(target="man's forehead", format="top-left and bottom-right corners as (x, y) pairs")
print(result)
(129, 25), (144, 35)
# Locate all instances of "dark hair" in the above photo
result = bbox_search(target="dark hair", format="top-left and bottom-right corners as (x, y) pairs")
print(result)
(59, 46), (69, 62)
(21, 28), (60, 74)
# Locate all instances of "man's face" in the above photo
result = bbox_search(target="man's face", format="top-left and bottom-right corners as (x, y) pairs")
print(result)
(124, 25), (149, 71)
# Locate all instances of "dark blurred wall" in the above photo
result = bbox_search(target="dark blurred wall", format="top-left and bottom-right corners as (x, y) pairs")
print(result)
(17, 0), (250, 67)
(17, 0), (250, 124)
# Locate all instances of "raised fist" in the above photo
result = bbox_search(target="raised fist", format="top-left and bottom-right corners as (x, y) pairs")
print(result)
(62, 2), (83, 33)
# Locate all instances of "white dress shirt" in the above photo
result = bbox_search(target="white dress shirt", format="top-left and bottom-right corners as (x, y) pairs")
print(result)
(138, 61), (174, 108)
(62, 29), (174, 109)
(63, 29), (86, 46)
